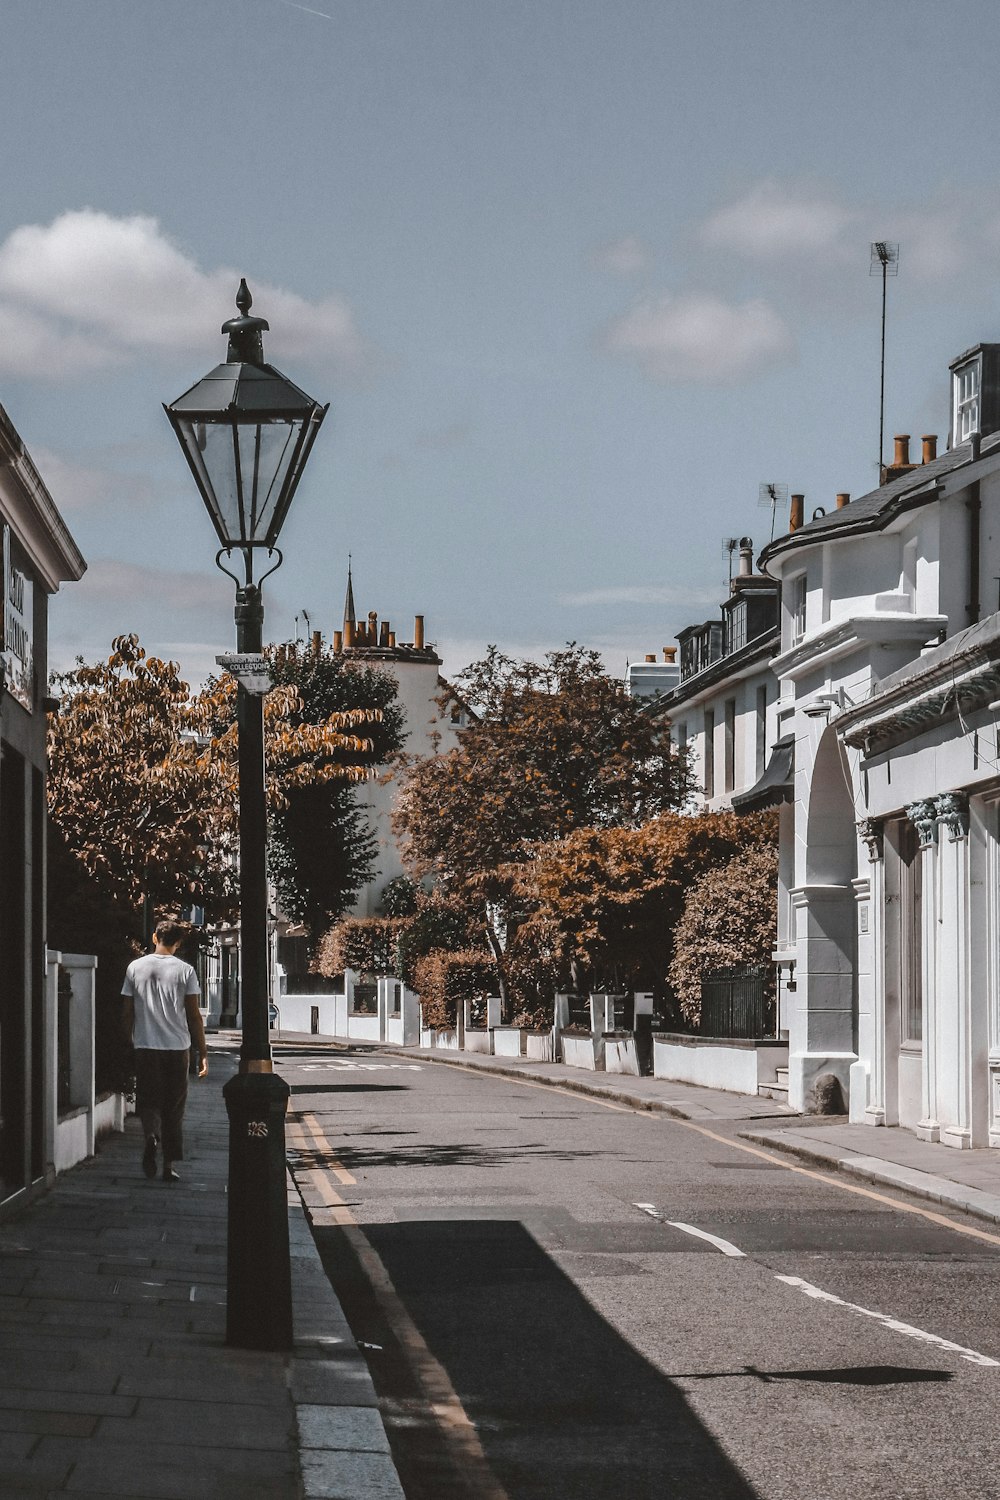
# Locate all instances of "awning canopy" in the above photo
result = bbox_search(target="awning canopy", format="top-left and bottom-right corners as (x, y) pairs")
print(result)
(731, 734), (794, 813)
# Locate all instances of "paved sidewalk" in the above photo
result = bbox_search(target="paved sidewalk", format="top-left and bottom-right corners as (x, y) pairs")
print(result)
(275, 1032), (1000, 1231)
(0, 1045), (404, 1500)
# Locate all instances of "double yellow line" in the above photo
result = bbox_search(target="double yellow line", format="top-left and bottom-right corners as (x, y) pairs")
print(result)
(287, 1111), (511, 1500)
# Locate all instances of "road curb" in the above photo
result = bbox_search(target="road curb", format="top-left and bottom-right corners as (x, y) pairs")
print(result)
(402, 1048), (700, 1119)
(739, 1128), (1000, 1227)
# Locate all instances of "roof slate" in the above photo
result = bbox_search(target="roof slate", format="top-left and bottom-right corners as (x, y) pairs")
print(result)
(760, 431), (1000, 566)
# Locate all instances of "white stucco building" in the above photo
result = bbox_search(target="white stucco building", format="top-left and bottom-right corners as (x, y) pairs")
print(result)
(761, 340), (1000, 1140)
(333, 569), (471, 917)
(657, 539), (781, 813)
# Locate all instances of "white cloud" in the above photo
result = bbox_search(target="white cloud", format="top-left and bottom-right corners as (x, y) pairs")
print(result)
(700, 181), (856, 260)
(0, 208), (372, 380)
(559, 584), (719, 607)
(591, 235), (652, 276)
(604, 292), (794, 383)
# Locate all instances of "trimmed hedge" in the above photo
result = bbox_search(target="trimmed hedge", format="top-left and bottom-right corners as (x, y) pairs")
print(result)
(315, 916), (406, 978)
(411, 949), (498, 1028)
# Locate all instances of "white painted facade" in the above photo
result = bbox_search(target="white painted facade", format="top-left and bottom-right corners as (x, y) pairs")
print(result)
(763, 356), (1000, 1137)
(348, 646), (469, 916)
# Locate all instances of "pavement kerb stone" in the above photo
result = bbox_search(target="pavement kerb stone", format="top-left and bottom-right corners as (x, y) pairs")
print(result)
(288, 1192), (406, 1499)
(739, 1128), (1000, 1227)
(410, 1049), (697, 1118)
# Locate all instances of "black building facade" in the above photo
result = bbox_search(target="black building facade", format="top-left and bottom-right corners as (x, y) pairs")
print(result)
(0, 406), (85, 1211)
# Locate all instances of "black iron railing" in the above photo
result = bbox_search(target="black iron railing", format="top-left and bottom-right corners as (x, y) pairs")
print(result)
(699, 964), (775, 1039)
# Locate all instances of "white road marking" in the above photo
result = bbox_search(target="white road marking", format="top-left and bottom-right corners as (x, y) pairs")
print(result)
(293, 1062), (423, 1072)
(775, 1275), (1000, 1367)
(633, 1204), (746, 1258)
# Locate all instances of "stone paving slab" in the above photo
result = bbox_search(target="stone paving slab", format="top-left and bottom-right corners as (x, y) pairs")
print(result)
(0, 1047), (404, 1500)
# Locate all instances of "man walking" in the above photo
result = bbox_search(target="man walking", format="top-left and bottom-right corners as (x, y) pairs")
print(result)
(122, 919), (208, 1183)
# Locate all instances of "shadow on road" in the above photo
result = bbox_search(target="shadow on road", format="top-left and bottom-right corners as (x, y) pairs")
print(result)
(314, 1217), (762, 1500)
(326, 1139), (606, 1171)
(681, 1364), (952, 1386)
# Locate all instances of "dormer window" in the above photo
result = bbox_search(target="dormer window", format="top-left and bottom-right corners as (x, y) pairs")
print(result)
(953, 355), (981, 442)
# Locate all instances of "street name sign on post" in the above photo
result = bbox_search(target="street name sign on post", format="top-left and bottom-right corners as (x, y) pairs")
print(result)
(216, 653), (274, 695)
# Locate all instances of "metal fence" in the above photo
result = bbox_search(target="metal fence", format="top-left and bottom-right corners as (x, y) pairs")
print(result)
(699, 964), (775, 1039)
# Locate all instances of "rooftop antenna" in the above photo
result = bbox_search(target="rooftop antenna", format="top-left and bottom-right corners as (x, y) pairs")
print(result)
(758, 482), (788, 542)
(723, 536), (739, 585)
(870, 241), (899, 475)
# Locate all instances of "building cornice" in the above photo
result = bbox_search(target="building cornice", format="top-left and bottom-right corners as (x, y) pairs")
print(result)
(656, 629), (778, 714)
(771, 612), (946, 684)
(0, 406), (86, 591)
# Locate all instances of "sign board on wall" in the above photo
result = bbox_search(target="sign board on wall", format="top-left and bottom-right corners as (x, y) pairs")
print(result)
(3, 524), (34, 711)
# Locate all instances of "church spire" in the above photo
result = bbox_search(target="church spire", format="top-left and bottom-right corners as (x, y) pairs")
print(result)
(343, 554), (356, 634)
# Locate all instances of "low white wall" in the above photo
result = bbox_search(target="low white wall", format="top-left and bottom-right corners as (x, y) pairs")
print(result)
(347, 1013), (380, 1042)
(562, 1033), (604, 1071)
(525, 1031), (555, 1062)
(465, 1029), (491, 1054)
(434, 1029), (460, 1051)
(493, 1028), (524, 1058)
(277, 994), (341, 1035)
(54, 1109), (90, 1174)
(652, 1036), (788, 1095)
(605, 1036), (640, 1076)
(94, 1093), (126, 1138)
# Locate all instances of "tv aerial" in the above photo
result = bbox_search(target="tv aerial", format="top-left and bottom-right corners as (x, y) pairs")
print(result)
(758, 482), (788, 542)
(870, 241), (899, 474)
(722, 536), (740, 584)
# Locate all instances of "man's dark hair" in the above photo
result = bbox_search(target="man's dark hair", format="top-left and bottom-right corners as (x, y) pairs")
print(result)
(154, 918), (188, 948)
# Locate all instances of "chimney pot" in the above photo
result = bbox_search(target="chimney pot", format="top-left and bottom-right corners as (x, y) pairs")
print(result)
(379, 621), (390, 647)
(789, 494), (804, 532)
(922, 434), (937, 464)
(311, 630), (322, 658)
(333, 630), (343, 652)
(644, 654), (656, 663)
(893, 434), (910, 467)
(738, 536), (753, 576)
(836, 492), (850, 509)
(414, 614), (425, 649)
(663, 646), (677, 664)
(344, 618), (355, 647)
(388, 631), (396, 648)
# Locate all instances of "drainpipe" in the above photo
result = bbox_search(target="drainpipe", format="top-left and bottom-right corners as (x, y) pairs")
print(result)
(966, 483), (981, 626)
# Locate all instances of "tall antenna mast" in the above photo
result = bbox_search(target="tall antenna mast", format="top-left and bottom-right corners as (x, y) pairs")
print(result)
(870, 241), (899, 475)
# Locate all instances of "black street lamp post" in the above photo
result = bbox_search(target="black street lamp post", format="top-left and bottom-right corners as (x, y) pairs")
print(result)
(165, 281), (328, 1350)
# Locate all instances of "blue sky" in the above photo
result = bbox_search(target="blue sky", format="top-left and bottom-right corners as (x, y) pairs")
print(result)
(4, 0), (1000, 683)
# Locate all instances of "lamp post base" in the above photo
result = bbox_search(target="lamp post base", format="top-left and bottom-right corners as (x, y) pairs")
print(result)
(222, 1071), (293, 1351)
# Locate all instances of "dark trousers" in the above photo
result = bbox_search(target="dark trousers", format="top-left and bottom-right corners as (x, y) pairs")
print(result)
(135, 1049), (190, 1162)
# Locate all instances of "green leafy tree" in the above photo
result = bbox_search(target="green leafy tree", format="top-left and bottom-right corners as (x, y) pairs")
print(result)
(262, 644), (406, 936)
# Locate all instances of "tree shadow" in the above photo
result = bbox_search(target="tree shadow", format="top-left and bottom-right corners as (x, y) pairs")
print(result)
(314, 1217), (762, 1500)
(289, 1083), (412, 1095)
(317, 1139), (606, 1171)
(682, 1364), (952, 1386)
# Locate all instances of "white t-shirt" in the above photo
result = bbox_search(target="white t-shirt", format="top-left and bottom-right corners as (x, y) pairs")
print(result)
(122, 954), (201, 1051)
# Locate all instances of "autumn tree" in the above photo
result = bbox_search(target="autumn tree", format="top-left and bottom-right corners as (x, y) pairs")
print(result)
(668, 839), (778, 1026)
(49, 635), (388, 944)
(515, 809), (778, 1008)
(393, 644), (692, 1004)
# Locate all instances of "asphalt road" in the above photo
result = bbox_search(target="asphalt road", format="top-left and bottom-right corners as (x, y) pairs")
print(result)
(282, 1045), (1000, 1500)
